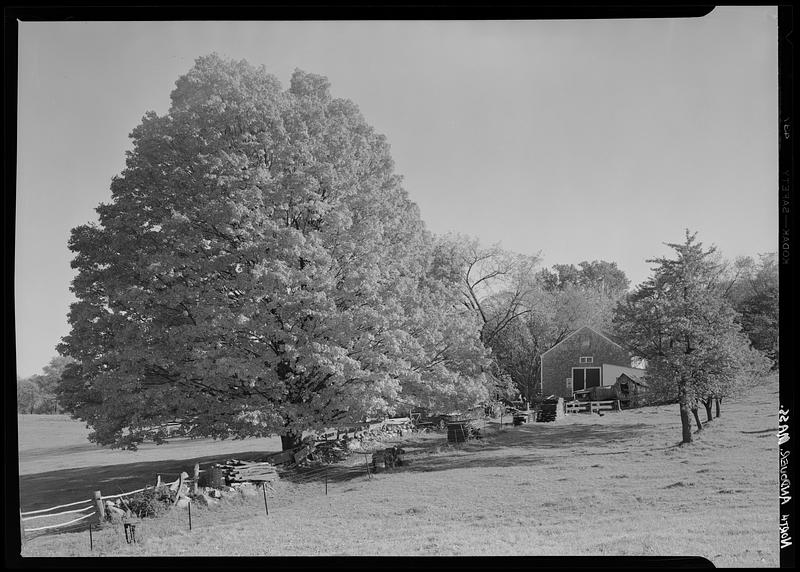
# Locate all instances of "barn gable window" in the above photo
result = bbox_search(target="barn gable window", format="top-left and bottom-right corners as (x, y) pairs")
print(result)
(579, 356), (594, 364)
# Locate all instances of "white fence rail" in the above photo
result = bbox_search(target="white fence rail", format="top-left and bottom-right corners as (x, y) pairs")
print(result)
(22, 506), (95, 521)
(20, 481), (157, 540)
(100, 487), (148, 501)
(566, 400), (621, 414)
(20, 498), (93, 516)
(20, 497), (97, 538)
(24, 511), (96, 533)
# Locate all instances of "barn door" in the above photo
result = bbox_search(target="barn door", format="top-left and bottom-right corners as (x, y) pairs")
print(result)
(586, 368), (601, 389)
(572, 368), (585, 391)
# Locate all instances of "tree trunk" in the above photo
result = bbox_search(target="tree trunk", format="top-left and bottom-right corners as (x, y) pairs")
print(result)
(691, 406), (703, 431)
(679, 401), (693, 444)
(703, 397), (713, 422)
(280, 431), (302, 451)
(715, 397), (721, 418)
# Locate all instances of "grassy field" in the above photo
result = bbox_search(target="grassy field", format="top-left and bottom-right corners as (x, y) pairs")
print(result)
(18, 377), (779, 565)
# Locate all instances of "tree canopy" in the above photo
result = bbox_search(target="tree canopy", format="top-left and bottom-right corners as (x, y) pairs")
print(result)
(537, 260), (629, 296)
(58, 55), (491, 450)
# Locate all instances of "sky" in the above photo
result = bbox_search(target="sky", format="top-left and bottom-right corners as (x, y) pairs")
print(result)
(15, 8), (778, 378)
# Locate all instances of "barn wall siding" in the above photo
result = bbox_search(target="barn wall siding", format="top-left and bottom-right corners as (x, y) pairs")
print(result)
(541, 327), (631, 398)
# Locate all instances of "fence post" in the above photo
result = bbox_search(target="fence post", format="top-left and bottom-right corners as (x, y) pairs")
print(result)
(193, 463), (200, 495)
(88, 523), (93, 551)
(188, 500), (192, 531)
(19, 511), (25, 546)
(262, 482), (269, 516)
(174, 472), (185, 505)
(92, 490), (104, 525)
(363, 453), (371, 480)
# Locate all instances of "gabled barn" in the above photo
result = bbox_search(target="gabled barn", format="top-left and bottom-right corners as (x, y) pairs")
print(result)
(540, 326), (645, 400)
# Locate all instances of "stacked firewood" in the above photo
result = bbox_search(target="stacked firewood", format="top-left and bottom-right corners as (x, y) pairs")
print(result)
(215, 460), (279, 484)
(536, 398), (565, 422)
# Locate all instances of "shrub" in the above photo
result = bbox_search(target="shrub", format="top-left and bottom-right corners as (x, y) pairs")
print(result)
(124, 486), (173, 518)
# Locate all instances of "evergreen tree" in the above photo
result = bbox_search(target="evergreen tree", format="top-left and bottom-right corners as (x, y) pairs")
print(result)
(613, 231), (769, 443)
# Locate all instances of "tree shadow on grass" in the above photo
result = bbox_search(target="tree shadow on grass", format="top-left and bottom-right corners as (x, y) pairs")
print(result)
(276, 464), (370, 485)
(19, 422), (667, 507)
(400, 450), (550, 473)
(388, 422), (657, 475)
(478, 422), (654, 454)
(19, 450), (275, 512)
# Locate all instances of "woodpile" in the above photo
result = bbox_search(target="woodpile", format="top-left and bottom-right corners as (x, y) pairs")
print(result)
(311, 440), (349, 463)
(213, 460), (280, 485)
(536, 397), (565, 422)
(382, 417), (414, 436)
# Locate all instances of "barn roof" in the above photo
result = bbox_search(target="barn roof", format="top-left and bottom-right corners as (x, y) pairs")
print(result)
(617, 372), (649, 387)
(541, 325), (625, 357)
(598, 330), (626, 348)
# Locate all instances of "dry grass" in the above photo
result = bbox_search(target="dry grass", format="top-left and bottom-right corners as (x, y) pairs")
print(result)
(19, 377), (779, 565)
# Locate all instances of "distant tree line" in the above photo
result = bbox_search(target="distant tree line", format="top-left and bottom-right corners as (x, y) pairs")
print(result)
(16, 356), (75, 414)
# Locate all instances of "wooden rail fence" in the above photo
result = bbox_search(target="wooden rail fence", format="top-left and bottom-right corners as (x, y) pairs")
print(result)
(565, 399), (621, 414)
(20, 464), (205, 543)
(20, 497), (98, 539)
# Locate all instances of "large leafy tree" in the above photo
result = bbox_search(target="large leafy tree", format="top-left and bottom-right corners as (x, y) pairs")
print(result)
(58, 55), (490, 450)
(719, 253), (779, 366)
(613, 231), (770, 444)
(438, 234), (540, 347)
(432, 235), (538, 401)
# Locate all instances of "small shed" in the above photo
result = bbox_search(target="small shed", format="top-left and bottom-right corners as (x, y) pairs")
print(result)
(612, 372), (649, 408)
